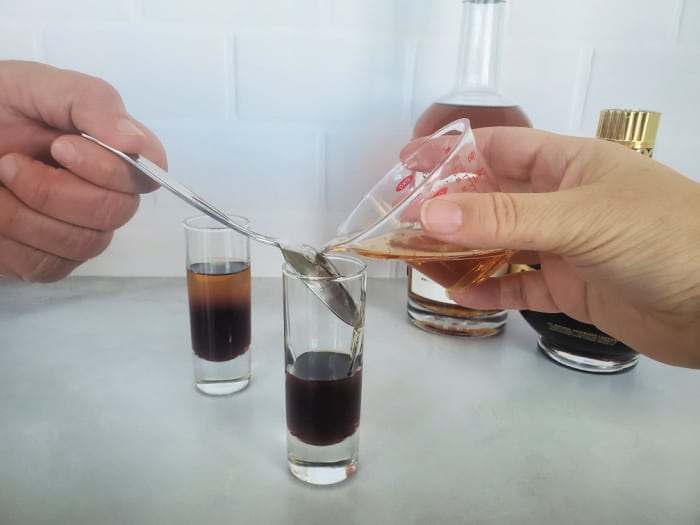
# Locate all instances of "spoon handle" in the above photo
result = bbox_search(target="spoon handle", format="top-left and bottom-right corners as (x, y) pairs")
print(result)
(80, 133), (278, 247)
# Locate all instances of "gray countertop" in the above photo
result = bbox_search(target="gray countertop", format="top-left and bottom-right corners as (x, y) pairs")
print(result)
(1, 276), (699, 525)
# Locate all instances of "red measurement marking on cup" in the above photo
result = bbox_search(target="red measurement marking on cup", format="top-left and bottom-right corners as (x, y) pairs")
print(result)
(467, 150), (476, 163)
(431, 187), (448, 198)
(443, 146), (452, 154)
(396, 174), (414, 192)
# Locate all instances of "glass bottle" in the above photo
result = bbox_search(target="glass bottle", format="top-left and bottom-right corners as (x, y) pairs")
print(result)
(519, 109), (661, 373)
(408, 0), (531, 337)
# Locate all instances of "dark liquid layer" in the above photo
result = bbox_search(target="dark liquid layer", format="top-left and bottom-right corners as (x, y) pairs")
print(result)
(187, 261), (251, 362)
(520, 311), (638, 361)
(286, 352), (362, 446)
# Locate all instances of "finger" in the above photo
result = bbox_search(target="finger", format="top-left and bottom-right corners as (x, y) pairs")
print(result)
(419, 188), (593, 255)
(0, 185), (113, 262)
(471, 127), (585, 192)
(0, 153), (140, 230)
(399, 135), (482, 192)
(399, 135), (460, 171)
(401, 127), (584, 193)
(50, 135), (159, 194)
(447, 270), (561, 313)
(8, 62), (144, 148)
(509, 251), (540, 265)
(397, 136), (491, 224)
(6, 61), (167, 185)
(63, 83), (168, 178)
(0, 235), (80, 282)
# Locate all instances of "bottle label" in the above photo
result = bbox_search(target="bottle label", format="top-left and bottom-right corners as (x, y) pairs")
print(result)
(410, 264), (508, 304)
(545, 322), (618, 346)
(410, 269), (455, 304)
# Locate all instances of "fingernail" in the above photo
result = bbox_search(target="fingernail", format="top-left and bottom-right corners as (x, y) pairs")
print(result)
(0, 155), (18, 185)
(421, 199), (462, 233)
(51, 139), (77, 165)
(117, 118), (144, 136)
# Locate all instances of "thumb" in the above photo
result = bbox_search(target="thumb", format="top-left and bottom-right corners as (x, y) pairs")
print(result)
(12, 61), (147, 153)
(419, 191), (581, 254)
(60, 74), (148, 155)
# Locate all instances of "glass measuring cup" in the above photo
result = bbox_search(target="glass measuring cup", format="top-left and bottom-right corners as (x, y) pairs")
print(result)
(324, 118), (513, 291)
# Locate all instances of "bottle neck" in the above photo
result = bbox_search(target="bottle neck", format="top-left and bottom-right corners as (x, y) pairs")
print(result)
(453, 0), (506, 94)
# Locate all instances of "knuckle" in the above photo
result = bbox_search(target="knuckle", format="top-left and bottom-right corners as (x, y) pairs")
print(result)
(77, 75), (123, 105)
(23, 253), (76, 283)
(23, 172), (53, 211)
(0, 192), (23, 234)
(61, 226), (113, 261)
(486, 192), (519, 241)
(93, 192), (140, 230)
(3, 160), (63, 214)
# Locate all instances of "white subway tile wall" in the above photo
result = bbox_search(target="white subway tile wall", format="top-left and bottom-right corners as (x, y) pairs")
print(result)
(0, 0), (697, 277)
(0, 26), (39, 61)
(679, 1), (700, 44)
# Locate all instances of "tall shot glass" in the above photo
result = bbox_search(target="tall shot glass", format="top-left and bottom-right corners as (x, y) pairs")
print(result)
(184, 214), (251, 396)
(282, 254), (367, 485)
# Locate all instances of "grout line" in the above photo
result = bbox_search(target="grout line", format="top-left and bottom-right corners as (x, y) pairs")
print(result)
(317, 126), (338, 249)
(129, 0), (143, 23)
(403, 37), (418, 127)
(670, 0), (686, 43)
(34, 26), (48, 63)
(316, 0), (334, 30)
(224, 33), (235, 121)
(317, 129), (329, 221)
(499, 0), (515, 92)
(569, 46), (595, 134)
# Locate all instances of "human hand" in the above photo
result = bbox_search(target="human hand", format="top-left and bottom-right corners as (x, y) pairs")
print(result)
(411, 126), (700, 367)
(0, 60), (167, 282)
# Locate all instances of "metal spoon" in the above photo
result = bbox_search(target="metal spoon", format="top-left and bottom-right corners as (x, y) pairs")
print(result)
(81, 132), (361, 327)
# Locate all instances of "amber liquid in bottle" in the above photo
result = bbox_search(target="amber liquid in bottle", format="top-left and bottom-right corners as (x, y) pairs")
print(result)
(413, 103), (531, 138)
(406, 0), (532, 336)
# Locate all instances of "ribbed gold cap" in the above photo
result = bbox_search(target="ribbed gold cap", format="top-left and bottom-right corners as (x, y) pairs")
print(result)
(596, 109), (661, 154)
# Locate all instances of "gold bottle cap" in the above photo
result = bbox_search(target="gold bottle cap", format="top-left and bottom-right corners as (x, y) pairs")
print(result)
(596, 109), (661, 151)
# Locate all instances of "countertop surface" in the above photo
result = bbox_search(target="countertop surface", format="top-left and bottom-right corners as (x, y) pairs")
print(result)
(1, 276), (699, 525)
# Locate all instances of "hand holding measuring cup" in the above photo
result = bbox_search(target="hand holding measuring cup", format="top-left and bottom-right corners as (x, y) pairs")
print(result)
(412, 125), (700, 369)
(324, 118), (513, 292)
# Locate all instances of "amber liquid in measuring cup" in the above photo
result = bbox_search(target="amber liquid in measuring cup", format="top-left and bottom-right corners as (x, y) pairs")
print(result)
(329, 228), (512, 291)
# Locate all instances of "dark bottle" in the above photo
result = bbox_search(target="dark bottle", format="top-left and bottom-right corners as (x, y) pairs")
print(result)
(520, 109), (661, 373)
(409, 0), (531, 337)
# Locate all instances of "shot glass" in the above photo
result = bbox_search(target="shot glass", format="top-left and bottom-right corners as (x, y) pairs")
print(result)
(184, 214), (251, 395)
(282, 254), (367, 485)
